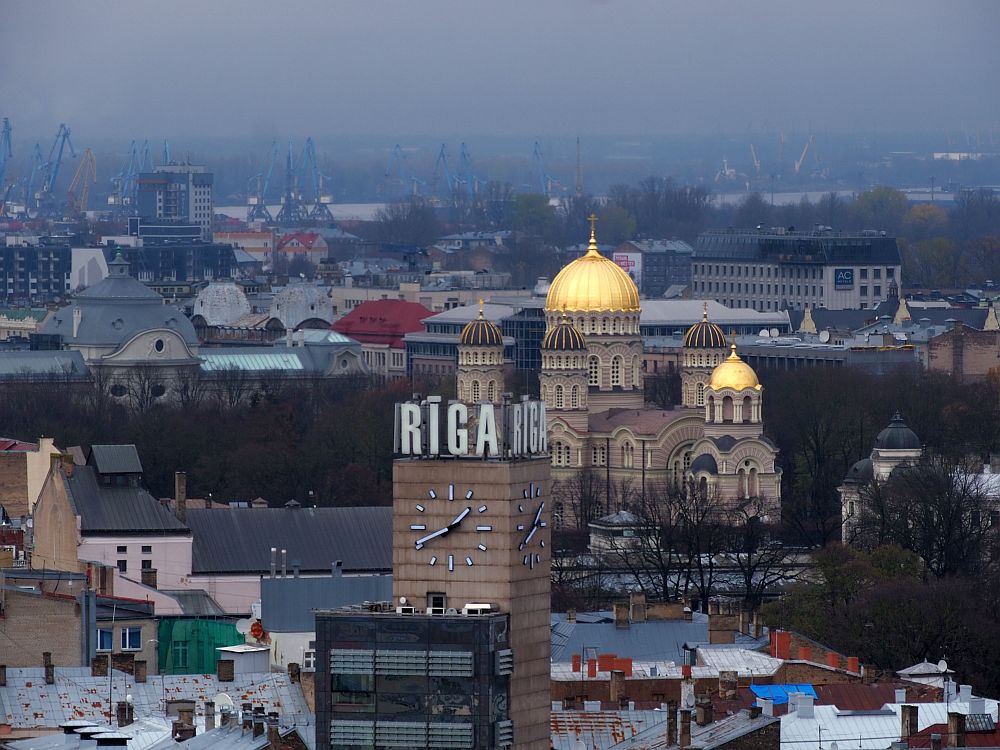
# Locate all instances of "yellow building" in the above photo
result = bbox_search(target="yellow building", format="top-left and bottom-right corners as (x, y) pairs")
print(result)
(525, 218), (781, 526)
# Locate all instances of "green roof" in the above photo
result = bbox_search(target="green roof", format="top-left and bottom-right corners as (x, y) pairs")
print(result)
(200, 352), (305, 372)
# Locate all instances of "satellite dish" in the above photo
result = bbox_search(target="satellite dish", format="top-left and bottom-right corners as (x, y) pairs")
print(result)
(938, 659), (948, 672)
(235, 619), (252, 635)
(399, 596), (408, 605)
(686, 693), (696, 708)
(819, 330), (831, 343)
(214, 693), (235, 711)
(446, 607), (458, 615)
(759, 329), (769, 338)
(769, 328), (779, 337)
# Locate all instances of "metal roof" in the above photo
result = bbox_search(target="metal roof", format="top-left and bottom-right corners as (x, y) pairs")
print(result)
(89, 444), (144, 474)
(0, 350), (89, 378)
(185, 506), (391, 575)
(157, 589), (227, 617)
(260, 573), (393, 632)
(0, 667), (311, 731)
(200, 352), (305, 372)
(550, 611), (709, 664)
(65, 466), (189, 535)
(550, 709), (665, 750)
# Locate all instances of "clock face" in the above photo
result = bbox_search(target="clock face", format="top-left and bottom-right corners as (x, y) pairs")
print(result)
(410, 484), (493, 572)
(516, 482), (547, 569)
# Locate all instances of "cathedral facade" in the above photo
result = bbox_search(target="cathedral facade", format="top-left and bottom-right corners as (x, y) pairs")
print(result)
(457, 221), (782, 527)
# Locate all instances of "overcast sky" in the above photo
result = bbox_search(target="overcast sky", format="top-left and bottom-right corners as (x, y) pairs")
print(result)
(3, 0), (999, 142)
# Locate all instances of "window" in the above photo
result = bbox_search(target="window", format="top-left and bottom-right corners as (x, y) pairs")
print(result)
(141, 545), (152, 555)
(117, 559), (127, 573)
(591, 444), (606, 466)
(471, 380), (480, 402)
(610, 357), (623, 387)
(172, 641), (188, 669)
(860, 268), (868, 279)
(874, 268), (881, 279)
(303, 649), (316, 671)
(570, 385), (580, 408)
(97, 628), (113, 652)
(588, 356), (600, 387)
(874, 285), (881, 297)
(427, 592), (447, 611)
(141, 559), (152, 570)
(555, 384), (564, 408)
(860, 286), (868, 297)
(121, 627), (141, 651)
(117, 545), (127, 554)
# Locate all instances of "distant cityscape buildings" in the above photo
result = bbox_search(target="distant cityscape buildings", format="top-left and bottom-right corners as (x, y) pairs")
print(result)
(136, 163), (214, 240)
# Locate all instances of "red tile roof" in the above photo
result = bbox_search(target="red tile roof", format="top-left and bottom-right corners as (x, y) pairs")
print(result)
(331, 299), (432, 349)
(0, 438), (38, 452)
(909, 723), (1000, 748)
(277, 232), (325, 251)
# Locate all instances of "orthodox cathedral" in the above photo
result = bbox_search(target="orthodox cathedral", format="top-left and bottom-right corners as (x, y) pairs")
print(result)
(456, 219), (782, 525)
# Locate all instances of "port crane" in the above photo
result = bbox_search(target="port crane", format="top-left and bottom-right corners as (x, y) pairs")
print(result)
(247, 141), (278, 223)
(35, 123), (76, 218)
(300, 138), (334, 221)
(794, 135), (814, 175)
(66, 148), (97, 217)
(384, 145), (426, 198)
(275, 141), (306, 224)
(749, 144), (761, 176)
(431, 144), (458, 205)
(457, 142), (484, 202)
(532, 141), (559, 197)
(109, 140), (151, 213)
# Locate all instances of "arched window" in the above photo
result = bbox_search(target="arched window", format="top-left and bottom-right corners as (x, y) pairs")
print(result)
(588, 356), (600, 387)
(471, 380), (481, 402)
(555, 384), (564, 408)
(743, 395), (753, 423)
(570, 385), (580, 408)
(632, 356), (640, 387)
(487, 380), (496, 402)
(722, 396), (734, 421)
(610, 356), (623, 387)
(696, 382), (706, 407)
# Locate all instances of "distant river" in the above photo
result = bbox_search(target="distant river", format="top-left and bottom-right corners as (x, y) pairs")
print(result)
(216, 203), (386, 221)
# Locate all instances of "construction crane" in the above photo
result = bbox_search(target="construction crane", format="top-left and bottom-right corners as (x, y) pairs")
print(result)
(793, 135), (814, 175)
(247, 141), (278, 223)
(531, 141), (558, 197)
(431, 144), (457, 205)
(749, 144), (761, 176)
(275, 141), (306, 224)
(35, 123), (76, 218)
(66, 148), (97, 217)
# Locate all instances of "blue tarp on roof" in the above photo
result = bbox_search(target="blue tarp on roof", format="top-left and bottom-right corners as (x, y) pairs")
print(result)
(750, 684), (817, 705)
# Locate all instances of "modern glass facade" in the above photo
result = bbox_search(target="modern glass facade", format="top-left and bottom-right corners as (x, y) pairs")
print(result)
(316, 610), (512, 750)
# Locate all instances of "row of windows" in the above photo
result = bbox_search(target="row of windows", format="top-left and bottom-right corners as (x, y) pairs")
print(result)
(693, 263), (897, 281)
(551, 440), (642, 469)
(548, 314), (640, 336)
(116, 545), (152, 554)
(96, 626), (142, 652)
(543, 383), (582, 409)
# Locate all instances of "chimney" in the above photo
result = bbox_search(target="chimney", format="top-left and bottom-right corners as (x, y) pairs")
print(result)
(959, 684), (972, 704)
(217, 658), (234, 682)
(760, 698), (774, 717)
(281, 549), (287, 577)
(252, 706), (266, 738)
(298, 328), (305, 347)
(797, 694), (814, 720)
(0, 665), (5, 687)
(174, 472), (187, 523)
(204, 700), (216, 732)
(178, 707), (194, 728)
(134, 660), (147, 683)
(332, 560), (343, 577)
(73, 308), (82, 338)
(610, 670), (626, 705)
(696, 697), (715, 726)
(567, 608), (577, 623)
(270, 547), (277, 579)
(895, 688), (907, 703)
(666, 701), (678, 746)
(44, 663), (54, 685)
(969, 696), (986, 715)
(241, 703), (253, 732)
(931, 734), (942, 750)
(630, 592), (647, 623)
(116, 701), (133, 728)
(61, 453), (75, 478)
(140, 567), (158, 589)
(948, 712), (966, 748)
(749, 705), (762, 719)
(218, 707), (231, 729)
(43, 651), (52, 666)
(614, 601), (630, 628)
(679, 708), (692, 749)
(901, 705), (919, 743)
(752, 613), (763, 639)
(285, 328), (292, 348)
(288, 662), (301, 684)
(267, 712), (281, 750)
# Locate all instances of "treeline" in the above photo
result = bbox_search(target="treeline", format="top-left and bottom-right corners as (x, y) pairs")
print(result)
(0, 375), (449, 507)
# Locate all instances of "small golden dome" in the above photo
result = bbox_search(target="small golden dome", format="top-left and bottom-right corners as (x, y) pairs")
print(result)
(683, 303), (727, 349)
(708, 344), (761, 391)
(544, 217), (640, 314)
(459, 301), (503, 346)
(542, 316), (587, 351)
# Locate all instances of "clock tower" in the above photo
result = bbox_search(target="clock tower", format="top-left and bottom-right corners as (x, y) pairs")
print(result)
(392, 399), (551, 750)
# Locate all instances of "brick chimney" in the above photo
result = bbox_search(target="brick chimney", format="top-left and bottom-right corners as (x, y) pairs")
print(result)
(44, 663), (54, 685)
(567, 608), (577, 623)
(695, 696), (714, 726)
(140, 567), (157, 589)
(134, 660), (147, 683)
(287, 662), (301, 684)
(252, 706), (266, 738)
(931, 734), (942, 750)
(217, 659), (235, 682)
(629, 592), (647, 623)
(174, 472), (187, 523)
(901, 705), (919, 743)
(948, 712), (966, 748)
(679, 708), (692, 749)
(610, 670), (626, 705)
(666, 701), (678, 746)
(0, 664), (5, 687)
(241, 703), (253, 732)
(267, 712), (281, 750)
(614, 601), (630, 629)
(204, 700), (215, 732)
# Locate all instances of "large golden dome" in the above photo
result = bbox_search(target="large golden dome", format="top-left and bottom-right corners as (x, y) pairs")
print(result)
(545, 222), (640, 313)
(709, 344), (761, 391)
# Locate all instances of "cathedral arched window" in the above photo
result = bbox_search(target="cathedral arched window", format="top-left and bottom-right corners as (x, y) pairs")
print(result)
(722, 396), (734, 421)
(696, 382), (706, 407)
(571, 385), (580, 408)
(610, 356), (623, 387)
(555, 384), (564, 409)
(743, 395), (753, 423)
(471, 380), (481, 402)
(487, 380), (496, 402)
(588, 356), (600, 387)
(632, 356), (640, 387)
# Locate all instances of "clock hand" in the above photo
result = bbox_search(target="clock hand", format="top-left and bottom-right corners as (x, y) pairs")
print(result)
(532, 501), (544, 528)
(519, 502), (545, 549)
(448, 507), (472, 529)
(415, 526), (450, 549)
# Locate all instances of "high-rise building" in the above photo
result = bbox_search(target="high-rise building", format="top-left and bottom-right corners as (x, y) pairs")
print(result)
(136, 164), (214, 240)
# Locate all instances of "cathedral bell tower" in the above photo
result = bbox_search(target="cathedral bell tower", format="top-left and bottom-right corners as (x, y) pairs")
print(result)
(457, 301), (505, 403)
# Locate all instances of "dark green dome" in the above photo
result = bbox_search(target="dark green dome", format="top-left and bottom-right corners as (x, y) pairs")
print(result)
(874, 413), (921, 451)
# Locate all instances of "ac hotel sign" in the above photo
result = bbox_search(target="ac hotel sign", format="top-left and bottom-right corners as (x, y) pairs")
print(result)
(394, 396), (547, 459)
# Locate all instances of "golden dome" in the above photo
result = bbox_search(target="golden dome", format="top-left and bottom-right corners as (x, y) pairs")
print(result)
(683, 303), (727, 349)
(542, 316), (587, 351)
(544, 217), (640, 313)
(708, 344), (761, 391)
(459, 301), (503, 346)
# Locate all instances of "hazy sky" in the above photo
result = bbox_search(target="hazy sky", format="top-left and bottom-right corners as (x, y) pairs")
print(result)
(3, 0), (999, 141)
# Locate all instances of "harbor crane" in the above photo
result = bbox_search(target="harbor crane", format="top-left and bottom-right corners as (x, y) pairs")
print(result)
(794, 135), (814, 175)
(431, 144), (458, 205)
(384, 145), (426, 198)
(247, 141), (278, 223)
(531, 141), (559, 197)
(301, 138), (335, 221)
(275, 141), (306, 224)
(109, 140), (151, 213)
(749, 144), (761, 175)
(66, 148), (97, 217)
(35, 123), (76, 218)
(457, 142), (484, 202)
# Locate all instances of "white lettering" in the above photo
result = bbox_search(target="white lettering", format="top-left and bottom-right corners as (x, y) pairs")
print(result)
(475, 403), (499, 457)
(528, 401), (539, 453)
(447, 403), (468, 456)
(427, 397), (440, 456)
(538, 402), (547, 452)
(511, 402), (523, 456)
(399, 403), (421, 454)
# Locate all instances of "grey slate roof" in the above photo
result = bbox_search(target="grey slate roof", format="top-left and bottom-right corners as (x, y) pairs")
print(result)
(260, 573), (393, 632)
(185, 506), (392, 575)
(158, 589), (227, 616)
(551, 611), (710, 664)
(66, 466), (189, 535)
(89, 444), (144, 474)
(0, 350), (89, 378)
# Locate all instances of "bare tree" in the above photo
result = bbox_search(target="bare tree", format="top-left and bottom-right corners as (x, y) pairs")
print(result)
(553, 469), (606, 530)
(212, 364), (253, 409)
(723, 497), (800, 609)
(122, 365), (165, 413)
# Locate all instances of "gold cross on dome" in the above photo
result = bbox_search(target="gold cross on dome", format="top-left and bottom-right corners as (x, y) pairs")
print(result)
(587, 213), (598, 235)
